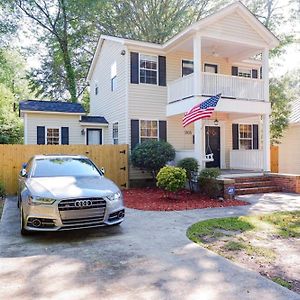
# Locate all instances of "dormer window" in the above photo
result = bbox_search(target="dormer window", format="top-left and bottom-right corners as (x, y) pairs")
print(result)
(139, 54), (157, 84)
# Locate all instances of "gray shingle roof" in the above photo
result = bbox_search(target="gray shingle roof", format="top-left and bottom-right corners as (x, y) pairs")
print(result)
(80, 116), (108, 124)
(19, 100), (85, 114)
(290, 99), (300, 124)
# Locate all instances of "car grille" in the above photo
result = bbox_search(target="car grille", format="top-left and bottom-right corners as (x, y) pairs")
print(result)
(58, 198), (106, 228)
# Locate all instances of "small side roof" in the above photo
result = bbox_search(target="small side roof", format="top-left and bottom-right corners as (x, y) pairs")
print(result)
(290, 99), (300, 124)
(19, 100), (85, 114)
(80, 116), (108, 124)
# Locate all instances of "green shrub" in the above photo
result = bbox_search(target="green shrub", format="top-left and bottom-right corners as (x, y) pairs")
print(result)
(131, 140), (176, 179)
(177, 157), (198, 190)
(198, 168), (221, 199)
(0, 182), (6, 199)
(156, 166), (187, 193)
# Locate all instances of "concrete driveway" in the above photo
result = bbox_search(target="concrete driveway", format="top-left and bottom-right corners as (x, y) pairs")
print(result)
(0, 193), (300, 300)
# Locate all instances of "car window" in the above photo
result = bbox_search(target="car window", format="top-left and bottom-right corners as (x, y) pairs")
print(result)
(31, 158), (102, 177)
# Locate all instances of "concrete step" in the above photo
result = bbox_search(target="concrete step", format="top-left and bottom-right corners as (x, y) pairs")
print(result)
(236, 186), (281, 195)
(235, 181), (273, 189)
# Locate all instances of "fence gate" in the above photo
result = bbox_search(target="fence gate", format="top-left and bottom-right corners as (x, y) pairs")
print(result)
(0, 144), (129, 195)
(271, 146), (279, 173)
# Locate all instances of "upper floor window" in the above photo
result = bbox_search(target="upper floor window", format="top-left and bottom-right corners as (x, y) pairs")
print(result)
(111, 62), (117, 91)
(139, 54), (157, 84)
(47, 128), (60, 145)
(112, 122), (118, 144)
(204, 63), (218, 74)
(238, 68), (252, 78)
(239, 124), (253, 150)
(140, 120), (158, 142)
(182, 60), (194, 76)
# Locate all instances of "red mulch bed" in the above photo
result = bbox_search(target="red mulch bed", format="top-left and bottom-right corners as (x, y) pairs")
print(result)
(123, 188), (249, 211)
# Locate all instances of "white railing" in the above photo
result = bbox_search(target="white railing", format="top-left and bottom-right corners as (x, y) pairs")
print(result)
(168, 73), (194, 103)
(230, 150), (263, 170)
(168, 73), (264, 103)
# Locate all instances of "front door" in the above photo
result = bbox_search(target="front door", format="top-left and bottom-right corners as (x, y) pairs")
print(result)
(205, 126), (220, 168)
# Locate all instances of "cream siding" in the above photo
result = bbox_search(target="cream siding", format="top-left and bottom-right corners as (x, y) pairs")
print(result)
(201, 12), (267, 46)
(26, 113), (85, 145)
(90, 40), (127, 145)
(278, 125), (300, 174)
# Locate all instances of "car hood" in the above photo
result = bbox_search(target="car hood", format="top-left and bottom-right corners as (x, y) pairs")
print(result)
(26, 176), (120, 199)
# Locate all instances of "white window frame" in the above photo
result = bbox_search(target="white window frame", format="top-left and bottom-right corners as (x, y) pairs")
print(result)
(239, 124), (253, 150)
(139, 53), (158, 85)
(139, 119), (159, 143)
(238, 67), (252, 78)
(203, 62), (219, 73)
(182, 59), (194, 77)
(111, 61), (117, 91)
(112, 122), (119, 145)
(45, 126), (61, 145)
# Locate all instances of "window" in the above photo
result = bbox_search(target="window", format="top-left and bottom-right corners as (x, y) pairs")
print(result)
(87, 129), (102, 145)
(238, 68), (251, 78)
(46, 128), (60, 145)
(204, 63), (218, 73)
(239, 124), (253, 150)
(112, 122), (118, 144)
(182, 60), (194, 76)
(140, 120), (158, 142)
(111, 62), (117, 91)
(139, 54), (157, 84)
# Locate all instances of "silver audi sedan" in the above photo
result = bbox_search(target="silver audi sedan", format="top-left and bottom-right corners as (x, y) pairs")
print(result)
(18, 155), (125, 235)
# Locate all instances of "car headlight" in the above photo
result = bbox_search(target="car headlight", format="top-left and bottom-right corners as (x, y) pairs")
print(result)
(28, 196), (56, 205)
(106, 192), (122, 202)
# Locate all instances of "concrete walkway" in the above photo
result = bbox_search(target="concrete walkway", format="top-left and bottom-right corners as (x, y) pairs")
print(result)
(0, 193), (299, 300)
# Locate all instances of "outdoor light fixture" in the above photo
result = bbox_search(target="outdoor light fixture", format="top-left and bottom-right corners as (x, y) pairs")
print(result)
(121, 50), (126, 55)
(81, 129), (85, 135)
(214, 119), (219, 126)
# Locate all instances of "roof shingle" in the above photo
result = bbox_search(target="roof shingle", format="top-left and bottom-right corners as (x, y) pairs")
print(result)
(80, 116), (108, 124)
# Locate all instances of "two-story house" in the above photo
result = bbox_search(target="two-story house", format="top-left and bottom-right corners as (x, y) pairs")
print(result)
(87, 2), (279, 178)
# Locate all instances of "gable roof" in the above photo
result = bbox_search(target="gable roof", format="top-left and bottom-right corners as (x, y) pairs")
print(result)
(87, 1), (280, 81)
(80, 116), (108, 124)
(19, 100), (86, 114)
(290, 99), (300, 124)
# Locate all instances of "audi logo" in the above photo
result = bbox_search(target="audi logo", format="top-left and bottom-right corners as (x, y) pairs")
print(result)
(74, 200), (92, 208)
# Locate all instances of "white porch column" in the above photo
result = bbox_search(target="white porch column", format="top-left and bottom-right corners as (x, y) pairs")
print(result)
(262, 48), (269, 102)
(263, 114), (271, 172)
(193, 33), (202, 97)
(194, 120), (204, 169)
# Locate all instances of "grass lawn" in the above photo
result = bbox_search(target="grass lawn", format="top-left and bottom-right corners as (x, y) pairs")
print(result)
(187, 211), (300, 294)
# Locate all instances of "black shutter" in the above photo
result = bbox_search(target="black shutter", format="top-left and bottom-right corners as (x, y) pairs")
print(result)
(260, 66), (263, 79)
(37, 126), (45, 145)
(232, 66), (238, 76)
(159, 120), (167, 141)
(252, 69), (258, 79)
(158, 56), (166, 86)
(253, 124), (259, 149)
(232, 124), (239, 150)
(131, 119), (139, 150)
(61, 127), (69, 145)
(130, 52), (139, 84)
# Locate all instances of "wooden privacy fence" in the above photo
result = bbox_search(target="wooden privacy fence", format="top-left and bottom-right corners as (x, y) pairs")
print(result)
(0, 144), (129, 195)
(271, 145), (279, 173)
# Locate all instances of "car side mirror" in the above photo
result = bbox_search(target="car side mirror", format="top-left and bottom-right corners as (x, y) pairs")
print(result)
(20, 169), (27, 178)
(100, 167), (105, 175)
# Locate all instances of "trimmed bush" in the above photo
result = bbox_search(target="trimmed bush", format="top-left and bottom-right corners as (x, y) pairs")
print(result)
(198, 168), (221, 199)
(131, 140), (176, 179)
(156, 166), (187, 193)
(177, 157), (198, 190)
(0, 181), (6, 199)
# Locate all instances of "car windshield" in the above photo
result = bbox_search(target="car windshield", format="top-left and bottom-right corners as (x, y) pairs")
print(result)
(31, 158), (102, 177)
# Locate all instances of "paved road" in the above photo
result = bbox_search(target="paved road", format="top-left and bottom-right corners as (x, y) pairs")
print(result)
(0, 193), (300, 300)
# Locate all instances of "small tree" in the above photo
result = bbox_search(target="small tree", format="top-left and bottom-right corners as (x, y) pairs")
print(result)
(131, 140), (175, 179)
(177, 157), (198, 191)
(156, 166), (187, 196)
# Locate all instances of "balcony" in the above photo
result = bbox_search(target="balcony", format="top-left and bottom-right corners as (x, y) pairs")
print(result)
(168, 72), (265, 104)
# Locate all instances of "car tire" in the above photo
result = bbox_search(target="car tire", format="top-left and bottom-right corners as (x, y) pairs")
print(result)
(20, 206), (30, 236)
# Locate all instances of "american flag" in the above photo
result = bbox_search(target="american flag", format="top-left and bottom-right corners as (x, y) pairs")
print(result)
(182, 94), (221, 127)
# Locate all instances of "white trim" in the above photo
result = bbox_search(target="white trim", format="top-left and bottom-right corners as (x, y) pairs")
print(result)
(80, 122), (108, 127)
(203, 121), (226, 169)
(24, 113), (28, 144)
(22, 110), (85, 116)
(112, 121), (119, 144)
(45, 126), (61, 145)
(138, 53), (159, 86)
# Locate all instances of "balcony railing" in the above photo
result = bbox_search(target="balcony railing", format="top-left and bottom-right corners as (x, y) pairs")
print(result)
(168, 72), (264, 103)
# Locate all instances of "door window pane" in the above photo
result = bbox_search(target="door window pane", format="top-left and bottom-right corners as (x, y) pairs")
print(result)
(88, 130), (101, 145)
